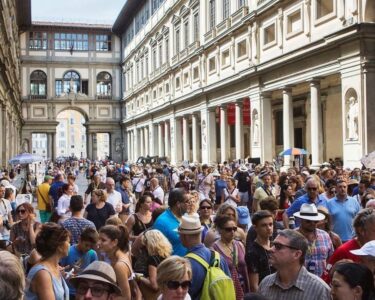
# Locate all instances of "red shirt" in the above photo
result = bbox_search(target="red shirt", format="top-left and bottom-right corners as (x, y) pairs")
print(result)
(321, 239), (361, 283)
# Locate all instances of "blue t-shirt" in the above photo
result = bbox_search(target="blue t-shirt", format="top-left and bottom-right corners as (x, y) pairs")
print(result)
(186, 244), (231, 300)
(49, 181), (65, 207)
(215, 179), (227, 198)
(60, 245), (98, 295)
(115, 186), (130, 204)
(153, 208), (187, 256)
(327, 197), (360, 242)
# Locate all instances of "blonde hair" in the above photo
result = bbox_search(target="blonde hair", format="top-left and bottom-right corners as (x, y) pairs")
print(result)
(93, 189), (107, 202)
(0, 251), (25, 300)
(105, 216), (123, 226)
(144, 229), (172, 258)
(157, 256), (192, 289)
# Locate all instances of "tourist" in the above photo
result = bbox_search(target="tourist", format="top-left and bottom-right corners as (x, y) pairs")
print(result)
(35, 175), (53, 224)
(84, 189), (115, 230)
(84, 173), (105, 205)
(276, 184), (293, 223)
(253, 171), (277, 212)
(67, 174), (79, 195)
(150, 178), (165, 205)
(259, 229), (331, 300)
(317, 206), (342, 249)
(350, 240), (375, 286)
(234, 165), (251, 207)
(331, 263), (375, 300)
(156, 256), (192, 300)
(222, 177), (240, 207)
(69, 261), (122, 300)
(115, 176), (132, 223)
(126, 194), (153, 241)
(153, 188), (188, 256)
(197, 164), (214, 200)
(0, 184), (13, 244)
(62, 195), (96, 245)
(246, 210), (275, 292)
(198, 199), (214, 242)
(25, 223), (70, 300)
(105, 177), (123, 215)
(10, 203), (41, 256)
(0, 251), (25, 300)
(213, 215), (249, 299)
(57, 183), (74, 223)
(48, 174), (65, 209)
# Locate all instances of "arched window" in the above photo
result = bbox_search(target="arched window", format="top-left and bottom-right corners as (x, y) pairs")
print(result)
(30, 70), (47, 99)
(63, 71), (80, 93)
(96, 72), (112, 98)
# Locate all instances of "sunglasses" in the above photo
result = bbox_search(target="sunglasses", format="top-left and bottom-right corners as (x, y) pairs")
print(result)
(307, 187), (318, 191)
(166, 280), (191, 290)
(17, 209), (26, 214)
(76, 284), (110, 297)
(200, 206), (212, 210)
(223, 226), (237, 232)
(272, 241), (299, 251)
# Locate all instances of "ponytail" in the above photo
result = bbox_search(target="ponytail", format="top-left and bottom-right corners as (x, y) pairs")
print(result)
(100, 225), (130, 252)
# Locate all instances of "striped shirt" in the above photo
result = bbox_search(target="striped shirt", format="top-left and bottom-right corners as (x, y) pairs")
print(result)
(259, 266), (331, 300)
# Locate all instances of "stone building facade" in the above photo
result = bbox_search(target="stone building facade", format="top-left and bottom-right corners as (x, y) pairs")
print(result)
(20, 22), (123, 161)
(0, 0), (31, 167)
(114, 0), (375, 168)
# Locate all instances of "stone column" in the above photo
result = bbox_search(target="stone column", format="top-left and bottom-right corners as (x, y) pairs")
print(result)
(51, 132), (57, 161)
(220, 104), (228, 163)
(182, 115), (190, 161)
(140, 128), (144, 157)
(144, 126), (149, 156)
(148, 122), (155, 156)
(207, 108), (217, 164)
(127, 131), (131, 161)
(235, 101), (244, 160)
(47, 133), (53, 160)
(175, 117), (183, 163)
(191, 113), (199, 163)
(310, 79), (323, 168)
(0, 103), (3, 166)
(283, 87), (294, 167)
(92, 133), (97, 160)
(158, 123), (164, 156)
(133, 129), (139, 160)
(164, 121), (170, 159)
(260, 93), (273, 162)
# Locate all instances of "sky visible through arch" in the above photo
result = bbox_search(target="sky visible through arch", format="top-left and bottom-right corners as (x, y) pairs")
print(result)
(32, 0), (126, 25)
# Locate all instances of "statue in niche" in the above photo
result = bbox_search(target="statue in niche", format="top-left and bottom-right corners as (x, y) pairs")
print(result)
(69, 78), (75, 94)
(346, 96), (359, 140)
(252, 110), (260, 145)
(21, 139), (29, 153)
(201, 120), (207, 150)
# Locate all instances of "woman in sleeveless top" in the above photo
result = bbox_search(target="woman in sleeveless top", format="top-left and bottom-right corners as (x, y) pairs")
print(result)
(212, 215), (250, 300)
(221, 177), (240, 207)
(126, 195), (153, 242)
(25, 223), (70, 300)
(99, 224), (140, 300)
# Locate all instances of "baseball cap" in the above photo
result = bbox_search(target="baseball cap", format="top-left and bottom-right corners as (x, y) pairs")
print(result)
(350, 241), (375, 257)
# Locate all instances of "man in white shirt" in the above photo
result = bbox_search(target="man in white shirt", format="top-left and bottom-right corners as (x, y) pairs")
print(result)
(150, 178), (164, 205)
(0, 184), (13, 241)
(105, 177), (122, 216)
(131, 173), (145, 200)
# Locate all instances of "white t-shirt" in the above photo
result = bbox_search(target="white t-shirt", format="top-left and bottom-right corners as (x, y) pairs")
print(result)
(57, 194), (72, 220)
(152, 186), (165, 205)
(0, 198), (12, 238)
(223, 188), (240, 207)
(107, 190), (123, 214)
(132, 177), (145, 193)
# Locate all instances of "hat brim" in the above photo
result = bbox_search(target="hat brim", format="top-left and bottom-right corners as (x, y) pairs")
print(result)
(70, 274), (122, 295)
(238, 216), (251, 225)
(350, 249), (373, 256)
(293, 212), (325, 221)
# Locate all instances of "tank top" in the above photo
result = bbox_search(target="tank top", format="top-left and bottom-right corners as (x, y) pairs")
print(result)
(25, 264), (69, 300)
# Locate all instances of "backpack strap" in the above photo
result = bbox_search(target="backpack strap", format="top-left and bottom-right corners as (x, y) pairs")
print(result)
(185, 250), (221, 270)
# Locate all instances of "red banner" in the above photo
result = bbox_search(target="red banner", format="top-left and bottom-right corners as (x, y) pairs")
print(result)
(226, 97), (250, 125)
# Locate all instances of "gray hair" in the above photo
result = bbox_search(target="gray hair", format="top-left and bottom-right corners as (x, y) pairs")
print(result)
(0, 251), (25, 300)
(278, 229), (308, 264)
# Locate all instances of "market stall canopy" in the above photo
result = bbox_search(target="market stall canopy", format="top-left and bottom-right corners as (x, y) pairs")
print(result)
(279, 148), (309, 156)
(9, 153), (44, 165)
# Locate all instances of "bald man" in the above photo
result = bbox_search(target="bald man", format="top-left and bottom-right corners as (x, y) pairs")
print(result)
(105, 177), (123, 215)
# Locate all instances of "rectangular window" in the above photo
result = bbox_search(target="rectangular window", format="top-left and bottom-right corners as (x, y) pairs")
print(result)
(287, 10), (302, 34)
(81, 80), (88, 95)
(238, 0), (247, 7)
(152, 47), (157, 70)
(165, 38), (169, 62)
(193, 13), (199, 42)
(184, 21), (189, 48)
(316, 0), (334, 19)
(275, 110), (283, 145)
(165, 83), (170, 93)
(223, 0), (230, 20)
(208, 56), (216, 72)
(54, 32), (88, 51)
(159, 43), (163, 66)
(237, 40), (247, 58)
(145, 56), (149, 75)
(193, 66), (199, 80)
(176, 77), (181, 89)
(183, 72), (189, 85)
(209, 0), (216, 30)
(221, 49), (230, 67)
(55, 80), (62, 96)
(96, 35), (112, 51)
(29, 32), (48, 50)
(175, 28), (180, 54)
(264, 23), (276, 45)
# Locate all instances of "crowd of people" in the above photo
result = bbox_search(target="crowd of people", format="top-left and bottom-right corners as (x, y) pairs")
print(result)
(0, 158), (375, 300)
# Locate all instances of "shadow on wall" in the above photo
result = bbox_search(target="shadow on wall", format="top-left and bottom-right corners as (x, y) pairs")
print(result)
(365, 0), (375, 22)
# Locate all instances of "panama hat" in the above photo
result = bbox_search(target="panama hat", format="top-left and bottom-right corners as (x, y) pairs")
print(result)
(70, 261), (122, 295)
(178, 215), (203, 235)
(293, 203), (325, 221)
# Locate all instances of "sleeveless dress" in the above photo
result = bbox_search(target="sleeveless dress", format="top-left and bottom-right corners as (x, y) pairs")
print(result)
(213, 240), (249, 300)
(25, 264), (69, 300)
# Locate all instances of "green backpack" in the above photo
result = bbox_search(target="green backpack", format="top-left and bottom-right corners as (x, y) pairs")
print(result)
(186, 250), (236, 300)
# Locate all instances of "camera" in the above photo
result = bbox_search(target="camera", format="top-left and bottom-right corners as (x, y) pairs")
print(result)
(2, 220), (11, 230)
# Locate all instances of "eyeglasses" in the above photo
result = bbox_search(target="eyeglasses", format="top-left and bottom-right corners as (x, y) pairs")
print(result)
(307, 187), (318, 191)
(272, 241), (299, 251)
(76, 284), (110, 297)
(17, 209), (26, 214)
(223, 226), (237, 232)
(200, 206), (212, 210)
(166, 280), (191, 290)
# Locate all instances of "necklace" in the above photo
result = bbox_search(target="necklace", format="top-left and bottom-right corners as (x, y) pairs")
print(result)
(221, 240), (238, 267)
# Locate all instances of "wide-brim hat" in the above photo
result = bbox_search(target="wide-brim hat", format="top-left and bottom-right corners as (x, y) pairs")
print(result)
(293, 203), (325, 221)
(70, 261), (122, 295)
(211, 169), (220, 177)
(348, 179), (359, 186)
(178, 215), (203, 235)
(258, 170), (270, 179)
(239, 165), (248, 172)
